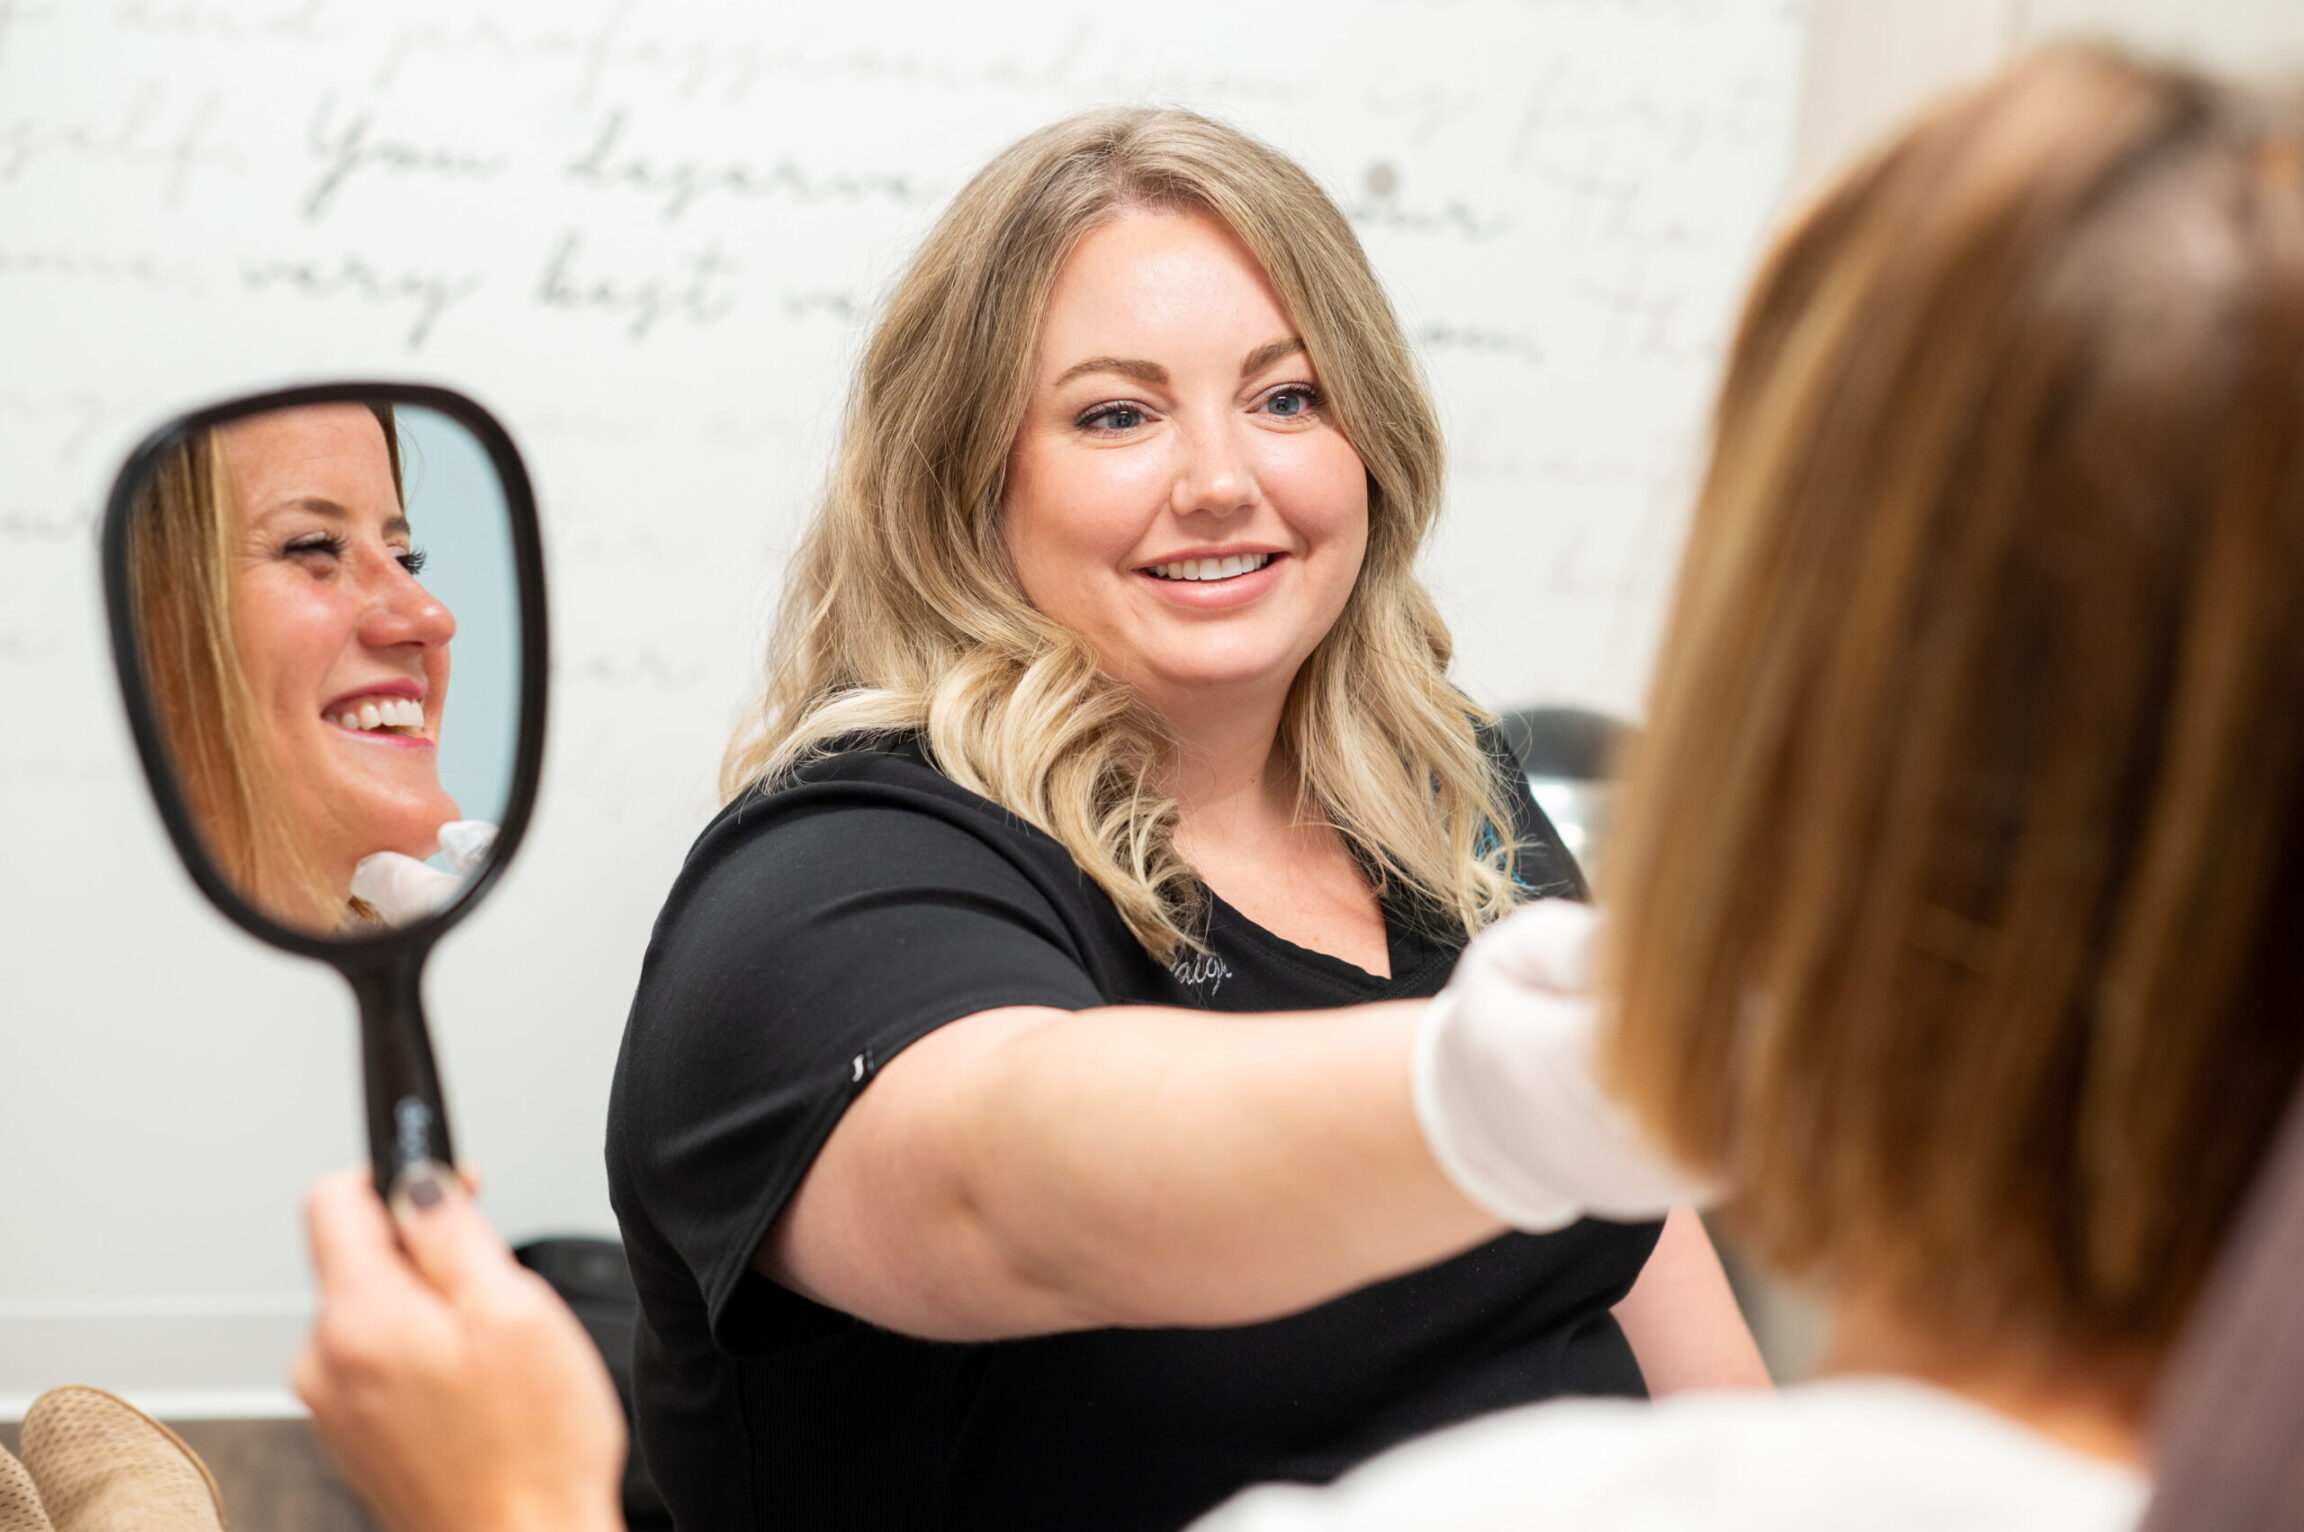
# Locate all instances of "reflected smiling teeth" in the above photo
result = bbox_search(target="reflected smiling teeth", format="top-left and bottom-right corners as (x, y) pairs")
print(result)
(1147, 553), (1275, 582)
(333, 698), (425, 733)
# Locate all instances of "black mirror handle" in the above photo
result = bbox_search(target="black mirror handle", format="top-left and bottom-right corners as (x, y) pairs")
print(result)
(343, 944), (456, 1201)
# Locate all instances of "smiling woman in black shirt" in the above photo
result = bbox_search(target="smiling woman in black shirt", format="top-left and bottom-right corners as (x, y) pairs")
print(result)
(607, 106), (1763, 1532)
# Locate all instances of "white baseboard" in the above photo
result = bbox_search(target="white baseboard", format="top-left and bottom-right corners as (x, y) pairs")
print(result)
(0, 1299), (313, 1419)
(0, 1389), (304, 1423)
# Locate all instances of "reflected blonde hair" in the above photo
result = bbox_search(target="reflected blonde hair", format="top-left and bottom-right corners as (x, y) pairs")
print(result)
(1604, 47), (2304, 1382)
(722, 108), (1524, 957)
(129, 408), (403, 932)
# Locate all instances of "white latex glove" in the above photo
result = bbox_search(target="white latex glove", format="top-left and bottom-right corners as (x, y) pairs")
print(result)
(1413, 898), (1713, 1232)
(351, 821), (499, 927)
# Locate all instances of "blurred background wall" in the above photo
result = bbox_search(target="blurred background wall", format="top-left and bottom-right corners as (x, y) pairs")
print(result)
(0, 0), (2297, 1413)
(1805, 0), (2304, 197)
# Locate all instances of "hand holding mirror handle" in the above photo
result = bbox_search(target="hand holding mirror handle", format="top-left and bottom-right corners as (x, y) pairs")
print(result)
(99, 382), (549, 1199)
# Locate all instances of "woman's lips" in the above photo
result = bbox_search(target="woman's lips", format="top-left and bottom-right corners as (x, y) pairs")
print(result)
(1132, 551), (1286, 609)
(325, 692), (433, 747)
(328, 720), (435, 750)
(322, 678), (423, 713)
(330, 696), (425, 731)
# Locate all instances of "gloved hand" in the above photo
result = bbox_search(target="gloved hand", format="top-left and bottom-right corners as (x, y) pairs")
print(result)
(351, 821), (499, 927)
(1412, 898), (1712, 1232)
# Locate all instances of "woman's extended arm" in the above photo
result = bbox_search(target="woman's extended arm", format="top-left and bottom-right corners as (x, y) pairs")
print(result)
(1612, 1207), (1773, 1394)
(761, 999), (1505, 1341)
(765, 897), (1727, 1347)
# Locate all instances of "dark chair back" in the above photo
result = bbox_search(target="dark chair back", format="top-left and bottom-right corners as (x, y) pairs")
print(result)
(515, 1237), (675, 1531)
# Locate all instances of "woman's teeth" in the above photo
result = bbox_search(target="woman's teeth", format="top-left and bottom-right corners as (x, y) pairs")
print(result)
(1147, 553), (1275, 582)
(335, 698), (424, 733)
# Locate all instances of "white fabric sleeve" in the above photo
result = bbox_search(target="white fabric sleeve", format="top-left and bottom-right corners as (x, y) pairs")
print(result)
(1412, 898), (1711, 1231)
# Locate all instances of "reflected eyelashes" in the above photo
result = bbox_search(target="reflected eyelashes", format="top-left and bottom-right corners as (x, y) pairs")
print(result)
(281, 530), (430, 576)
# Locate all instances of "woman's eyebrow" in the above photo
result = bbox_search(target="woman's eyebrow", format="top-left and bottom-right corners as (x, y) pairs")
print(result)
(1049, 339), (1306, 390)
(1239, 338), (1306, 377)
(260, 495), (412, 538)
(1052, 356), (1169, 388)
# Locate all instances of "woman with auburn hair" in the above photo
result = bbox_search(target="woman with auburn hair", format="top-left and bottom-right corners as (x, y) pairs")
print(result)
(289, 41), (2304, 1532)
(128, 403), (465, 934)
(599, 105), (1760, 1531)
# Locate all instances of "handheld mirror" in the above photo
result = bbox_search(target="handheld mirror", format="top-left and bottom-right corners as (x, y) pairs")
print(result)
(100, 383), (547, 1198)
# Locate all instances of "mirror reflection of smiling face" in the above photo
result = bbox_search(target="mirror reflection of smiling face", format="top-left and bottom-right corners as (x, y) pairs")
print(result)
(1002, 208), (1371, 727)
(221, 404), (460, 893)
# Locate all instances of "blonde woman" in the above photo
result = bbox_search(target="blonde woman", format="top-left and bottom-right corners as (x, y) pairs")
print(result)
(601, 108), (1760, 1530)
(128, 403), (462, 933)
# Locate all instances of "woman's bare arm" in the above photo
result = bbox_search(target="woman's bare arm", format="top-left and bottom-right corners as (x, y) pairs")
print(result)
(760, 1000), (1504, 1341)
(1611, 1206), (1773, 1394)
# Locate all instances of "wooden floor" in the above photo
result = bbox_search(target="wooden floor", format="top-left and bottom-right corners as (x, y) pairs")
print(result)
(0, 1417), (376, 1532)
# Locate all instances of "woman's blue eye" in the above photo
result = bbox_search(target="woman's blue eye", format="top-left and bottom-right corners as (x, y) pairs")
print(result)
(1264, 386), (1320, 418)
(1080, 403), (1147, 433)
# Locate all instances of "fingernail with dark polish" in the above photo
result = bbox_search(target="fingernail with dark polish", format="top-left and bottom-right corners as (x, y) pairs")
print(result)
(389, 1158), (453, 1220)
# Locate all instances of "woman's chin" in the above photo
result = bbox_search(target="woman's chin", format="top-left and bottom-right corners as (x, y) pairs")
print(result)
(1135, 652), (1316, 710)
(393, 805), (464, 860)
(334, 792), (465, 867)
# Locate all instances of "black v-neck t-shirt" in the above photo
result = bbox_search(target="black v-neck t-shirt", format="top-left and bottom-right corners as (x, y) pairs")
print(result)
(606, 734), (1661, 1532)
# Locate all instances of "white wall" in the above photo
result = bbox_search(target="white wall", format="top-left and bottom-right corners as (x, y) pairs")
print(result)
(1799, 0), (2304, 190)
(2020, 0), (2304, 69)
(0, 0), (1808, 1414)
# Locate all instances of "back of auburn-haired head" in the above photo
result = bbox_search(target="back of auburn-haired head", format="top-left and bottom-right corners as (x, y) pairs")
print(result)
(1604, 45), (2304, 1384)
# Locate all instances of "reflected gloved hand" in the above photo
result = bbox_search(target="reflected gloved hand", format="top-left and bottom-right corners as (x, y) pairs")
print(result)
(350, 821), (499, 926)
(1413, 898), (1713, 1232)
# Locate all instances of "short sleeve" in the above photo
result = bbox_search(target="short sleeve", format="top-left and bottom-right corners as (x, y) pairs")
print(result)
(608, 791), (1107, 1347)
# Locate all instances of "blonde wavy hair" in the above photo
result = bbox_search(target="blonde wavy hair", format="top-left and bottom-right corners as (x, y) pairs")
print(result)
(722, 107), (1525, 959)
(130, 407), (403, 933)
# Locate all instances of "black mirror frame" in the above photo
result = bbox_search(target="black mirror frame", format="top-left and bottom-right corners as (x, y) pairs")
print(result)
(99, 381), (549, 1193)
(101, 380), (548, 957)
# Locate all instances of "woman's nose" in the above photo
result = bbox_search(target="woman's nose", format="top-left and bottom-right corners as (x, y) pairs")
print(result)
(1170, 414), (1259, 521)
(360, 560), (456, 650)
